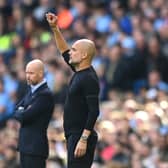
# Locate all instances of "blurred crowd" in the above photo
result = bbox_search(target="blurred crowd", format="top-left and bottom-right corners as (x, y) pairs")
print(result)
(0, 0), (168, 167)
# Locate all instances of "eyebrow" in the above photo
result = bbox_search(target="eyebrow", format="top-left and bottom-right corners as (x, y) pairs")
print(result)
(71, 47), (77, 51)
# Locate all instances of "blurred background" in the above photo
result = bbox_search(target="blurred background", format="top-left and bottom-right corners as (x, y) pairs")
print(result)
(0, 0), (168, 167)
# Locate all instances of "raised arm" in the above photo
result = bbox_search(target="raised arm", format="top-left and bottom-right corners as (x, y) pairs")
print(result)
(46, 12), (69, 54)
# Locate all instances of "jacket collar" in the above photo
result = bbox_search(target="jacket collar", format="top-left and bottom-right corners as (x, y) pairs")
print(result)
(31, 82), (48, 95)
(30, 78), (47, 94)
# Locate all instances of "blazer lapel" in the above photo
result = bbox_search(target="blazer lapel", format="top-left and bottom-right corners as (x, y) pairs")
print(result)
(23, 83), (48, 108)
(23, 89), (33, 108)
(32, 83), (48, 96)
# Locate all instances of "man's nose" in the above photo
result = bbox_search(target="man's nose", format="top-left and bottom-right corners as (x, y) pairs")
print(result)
(26, 75), (30, 79)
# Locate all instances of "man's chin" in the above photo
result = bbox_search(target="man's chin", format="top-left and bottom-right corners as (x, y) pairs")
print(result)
(69, 60), (77, 66)
(27, 81), (33, 85)
(27, 81), (31, 85)
(69, 59), (72, 64)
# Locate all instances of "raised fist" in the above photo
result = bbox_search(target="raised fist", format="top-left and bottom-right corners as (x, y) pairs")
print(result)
(46, 12), (58, 28)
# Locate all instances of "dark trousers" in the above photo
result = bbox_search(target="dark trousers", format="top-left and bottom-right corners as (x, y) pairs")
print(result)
(20, 153), (46, 168)
(66, 131), (98, 168)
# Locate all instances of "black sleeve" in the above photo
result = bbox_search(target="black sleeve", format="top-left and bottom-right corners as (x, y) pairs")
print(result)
(15, 98), (25, 110)
(62, 50), (76, 72)
(82, 75), (100, 131)
(13, 93), (53, 124)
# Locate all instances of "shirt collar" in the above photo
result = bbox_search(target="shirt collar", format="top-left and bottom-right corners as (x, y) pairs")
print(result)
(30, 78), (47, 94)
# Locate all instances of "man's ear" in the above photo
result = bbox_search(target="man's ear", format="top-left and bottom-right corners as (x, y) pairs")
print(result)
(40, 70), (44, 78)
(82, 52), (88, 59)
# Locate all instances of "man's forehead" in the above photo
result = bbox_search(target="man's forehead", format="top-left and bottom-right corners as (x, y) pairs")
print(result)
(71, 41), (81, 50)
(26, 65), (35, 72)
(72, 41), (81, 47)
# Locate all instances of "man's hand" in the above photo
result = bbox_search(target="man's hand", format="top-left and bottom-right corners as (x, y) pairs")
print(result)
(15, 106), (24, 113)
(45, 12), (69, 54)
(74, 140), (87, 158)
(46, 12), (58, 28)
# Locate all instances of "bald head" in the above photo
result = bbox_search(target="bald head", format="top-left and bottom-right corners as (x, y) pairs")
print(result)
(26, 59), (45, 85)
(75, 39), (96, 60)
(26, 59), (44, 73)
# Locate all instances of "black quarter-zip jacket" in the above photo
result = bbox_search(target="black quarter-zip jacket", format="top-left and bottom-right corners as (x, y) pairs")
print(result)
(62, 50), (100, 136)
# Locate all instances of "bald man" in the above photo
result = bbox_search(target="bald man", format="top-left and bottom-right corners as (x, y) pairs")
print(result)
(13, 59), (55, 168)
(46, 13), (100, 168)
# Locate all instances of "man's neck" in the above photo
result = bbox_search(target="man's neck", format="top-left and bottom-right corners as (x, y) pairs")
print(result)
(75, 62), (91, 72)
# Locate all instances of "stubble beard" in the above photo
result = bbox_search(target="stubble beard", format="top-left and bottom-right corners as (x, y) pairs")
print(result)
(27, 79), (38, 86)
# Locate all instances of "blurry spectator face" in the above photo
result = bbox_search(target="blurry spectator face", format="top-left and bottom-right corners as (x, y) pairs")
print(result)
(4, 146), (17, 161)
(158, 162), (168, 168)
(114, 7), (124, 19)
(0, 14), (3, 34)
(139, 142), (150, 157)
(117, 119), (130, 134)
(98, 120), (117, 145)
(157, 134), (167, 150)
(17, 69), (26, 81)
(52, 105), (63, 121)
(140, 0), (149, 12)
(109, 45), (121, 62)
(22, 0), (34, 6)
(16, 46), (25, 59)
(71, 0), (87, 16)
(152, 0), (164, 9)
(54, 70), (66, 86)
(129, 0), (138, 10)
(0, 137), (4, 154)
(0, 160), (6, 168)
(94, 63), (105, 78)
(12, 34), (22, 47)
(48, 139), (56, 153)
(31, 48), (41, 59)
(161, 7), (168, 18)
(113, 141), (123, 153)
(148, 70), (160, 87)
(12, 6), (22, 22)
(47, 127), (57, 141)
(131, 15), (141, 29)
(40, 0), (49, 6)
(111, 1), (124, 19)
(0, 0), (5, 7)
(128, 133), (139, 147)
(24, 16), (34, 34)
(149, 114), (161, 128)
(123, 99), (137, 120)
(87, 17), (96, 31)
(148, 37), (160, 55)
(129, 135), (144, 154)
(141, 18), (154, 33)
(0, 80), (4, 92)
(133, 30), (145, 49)
(72, 19), (86, 37)
(109, 20), (119, 32)
(6, 119), (19, 130)
(159, 25), (168, 39)
(149, 129), (160, 146)
(132, 140), (142, 154)
(131, 154), (142, 168)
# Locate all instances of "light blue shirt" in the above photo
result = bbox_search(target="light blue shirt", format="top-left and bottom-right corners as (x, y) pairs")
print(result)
(30, 78), (47, 94)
